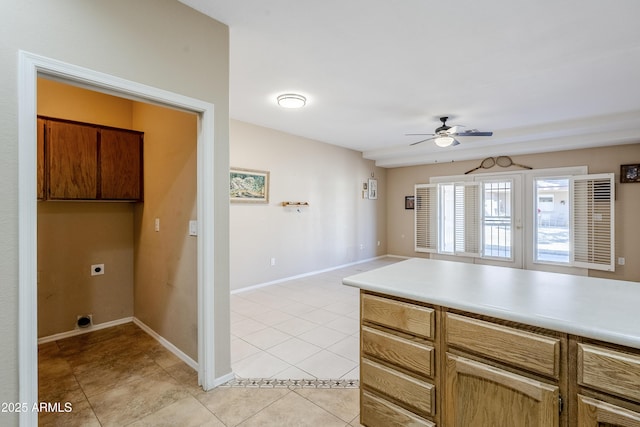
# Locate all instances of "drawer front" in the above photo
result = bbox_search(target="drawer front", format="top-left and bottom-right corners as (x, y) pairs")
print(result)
(445, 313), (560, 378)
(362, 357), (435, 416)
(362, 326), (434, 377)
(361, 390), (435, 427)
(362, 293), (434, 339)
(578, 343), (640, 402)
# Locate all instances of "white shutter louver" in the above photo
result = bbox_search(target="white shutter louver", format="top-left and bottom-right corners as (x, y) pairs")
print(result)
(455, 182), (481, 257)
(415, 184), (438, 253)
(571, 173), (615, 271)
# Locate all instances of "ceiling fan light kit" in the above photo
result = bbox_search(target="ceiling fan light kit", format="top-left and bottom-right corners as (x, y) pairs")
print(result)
(435, 136), (456, 147)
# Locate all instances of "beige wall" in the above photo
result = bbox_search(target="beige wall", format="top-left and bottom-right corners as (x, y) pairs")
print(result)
(1, 0), (230, 411)
(37, 80), (200, 361)
(37, 79), (137, 337)
(133, 103), (198, 360)
(230, 120), (387, 290)
(387, 144), (640, 282)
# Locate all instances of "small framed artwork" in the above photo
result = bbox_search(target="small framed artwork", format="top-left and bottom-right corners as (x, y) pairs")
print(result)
(405, 196), (415, 209)
(621, 164), (640, 183)
(230, 167), (270, 203)
(368, 178), (378, 200)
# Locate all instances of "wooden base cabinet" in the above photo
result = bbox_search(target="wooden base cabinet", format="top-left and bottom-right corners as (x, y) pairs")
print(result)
(577, 395), (640, 427)
(444, 353), (560, 426)
(358, 290), (640, 427)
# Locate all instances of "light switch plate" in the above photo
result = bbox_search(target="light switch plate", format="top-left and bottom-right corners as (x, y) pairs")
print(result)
(189, 220), (198, 236)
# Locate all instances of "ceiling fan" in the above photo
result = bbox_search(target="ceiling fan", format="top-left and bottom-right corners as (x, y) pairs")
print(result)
(407, 116), (493, 147)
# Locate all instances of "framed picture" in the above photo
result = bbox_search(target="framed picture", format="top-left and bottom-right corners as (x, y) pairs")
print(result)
(405, 196), (415, 209)
(368, 178), (378, 200)
(621, 164), (640, 183)
(230, 168), (270, 203)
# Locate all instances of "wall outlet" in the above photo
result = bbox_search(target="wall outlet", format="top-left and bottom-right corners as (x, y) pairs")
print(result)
(154, 218), (160, 232)
(270, 257), (276, 266)
(618, 257), (625, 266)
(91, 264), (105, 276)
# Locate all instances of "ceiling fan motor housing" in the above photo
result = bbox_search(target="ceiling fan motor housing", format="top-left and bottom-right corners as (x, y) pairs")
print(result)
(435, 117), (451, 134)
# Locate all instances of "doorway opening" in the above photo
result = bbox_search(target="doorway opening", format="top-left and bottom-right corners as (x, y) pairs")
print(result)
(18, 51), (225, 425)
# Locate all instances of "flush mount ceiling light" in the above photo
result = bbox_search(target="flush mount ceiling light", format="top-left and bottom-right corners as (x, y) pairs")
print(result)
(277, 93), (306, 108)
(434, 136), (456, 147)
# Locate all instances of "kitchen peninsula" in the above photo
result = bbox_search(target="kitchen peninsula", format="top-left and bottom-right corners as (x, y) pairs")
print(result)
(343, 258), (640, 427)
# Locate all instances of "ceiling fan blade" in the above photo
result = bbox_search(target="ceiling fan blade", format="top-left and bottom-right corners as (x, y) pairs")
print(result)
(447, 125), (464, 134)
(454, 131), (493, 137)
(409, 136), (436, 146)
(405, 133), (435, 136)
(451, 138), (460, 146)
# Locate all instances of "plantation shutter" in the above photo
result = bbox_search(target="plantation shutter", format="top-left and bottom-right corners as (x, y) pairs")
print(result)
(415, 184), (438, 253)
(571, 173), (615, 271)
(454, 182), (481, 257)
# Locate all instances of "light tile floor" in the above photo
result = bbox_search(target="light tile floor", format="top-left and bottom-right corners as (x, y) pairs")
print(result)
(38, 322), (364, 426)
(231, 257), (402, 380)
(37, 257), (401, 425)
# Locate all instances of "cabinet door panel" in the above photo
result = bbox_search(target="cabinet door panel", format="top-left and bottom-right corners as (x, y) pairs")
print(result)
(444, 353), (559, 427)
(446, 312), (560, 378)
(362, 293), (434, 338)
(579, 343), (640, 402)
(577, 395), (640, 427)
(100, 129), (142, 200)
(37, 118), (45, 199)
(47, 121), (97, 199)
(362, 326), (434, 377)
(361, 357), (435, 416)
(361, 391), (435, 427)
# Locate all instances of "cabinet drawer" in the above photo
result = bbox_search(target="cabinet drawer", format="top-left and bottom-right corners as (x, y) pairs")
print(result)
(578, 343), (640, 402)
(362, 326), (434, 377)
(362, 390), (435, 427)
(362, 293), (434, 339)
(445, 313), (560, 378)
(362, 358), (435, 417)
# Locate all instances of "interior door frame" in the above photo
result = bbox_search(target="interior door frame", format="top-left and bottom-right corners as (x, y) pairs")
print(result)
(18, 51), (219, 425)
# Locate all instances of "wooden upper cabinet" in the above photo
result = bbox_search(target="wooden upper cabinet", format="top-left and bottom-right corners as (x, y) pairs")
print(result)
(37, 117), (143, 201)
(37, 118), (46, 200)
(47, 120), (98, 199)
(100, 128), (143, 200)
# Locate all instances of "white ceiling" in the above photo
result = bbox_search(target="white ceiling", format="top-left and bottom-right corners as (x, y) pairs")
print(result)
(179, 0), (640, 167)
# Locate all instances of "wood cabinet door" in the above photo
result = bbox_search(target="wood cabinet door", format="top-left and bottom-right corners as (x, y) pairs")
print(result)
(444, 353), (560, 427)
(99, 129), (142, 200)
(577, 395), (640, 427)
(47, 120), (97, 199)
(37, 118), (45, 199)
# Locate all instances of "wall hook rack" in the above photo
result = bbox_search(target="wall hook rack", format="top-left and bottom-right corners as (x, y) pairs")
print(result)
(281, 201), (309, 207)
(281, 201), (309, 212)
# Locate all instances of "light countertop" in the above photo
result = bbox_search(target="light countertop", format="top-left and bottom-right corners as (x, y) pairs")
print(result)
(343, 258), (640, 349)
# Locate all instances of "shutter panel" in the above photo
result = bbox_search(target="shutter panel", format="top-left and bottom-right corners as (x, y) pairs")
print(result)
(455, 182), (481, 257)
(571, 173), (615, 271)
(415, 184), (438, 253)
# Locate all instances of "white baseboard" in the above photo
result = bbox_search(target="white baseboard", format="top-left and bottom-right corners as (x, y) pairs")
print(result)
(132, 318), (198, 371)
(38, 317), (134, 344)
(38, 316), (239, 388)
(231, 254), (400, 295)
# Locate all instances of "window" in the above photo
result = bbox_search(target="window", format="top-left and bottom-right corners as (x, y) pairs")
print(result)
(534, 178), (569, 264)
(483, 180), (513, 259)
(415, 170), (615, 272)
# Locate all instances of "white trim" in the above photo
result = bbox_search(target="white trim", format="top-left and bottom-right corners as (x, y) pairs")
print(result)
(18, 51), (219, 425)
(231, 255), (399, 294)
(37, 317), (134, 344)
(133, 318), (198, 370)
